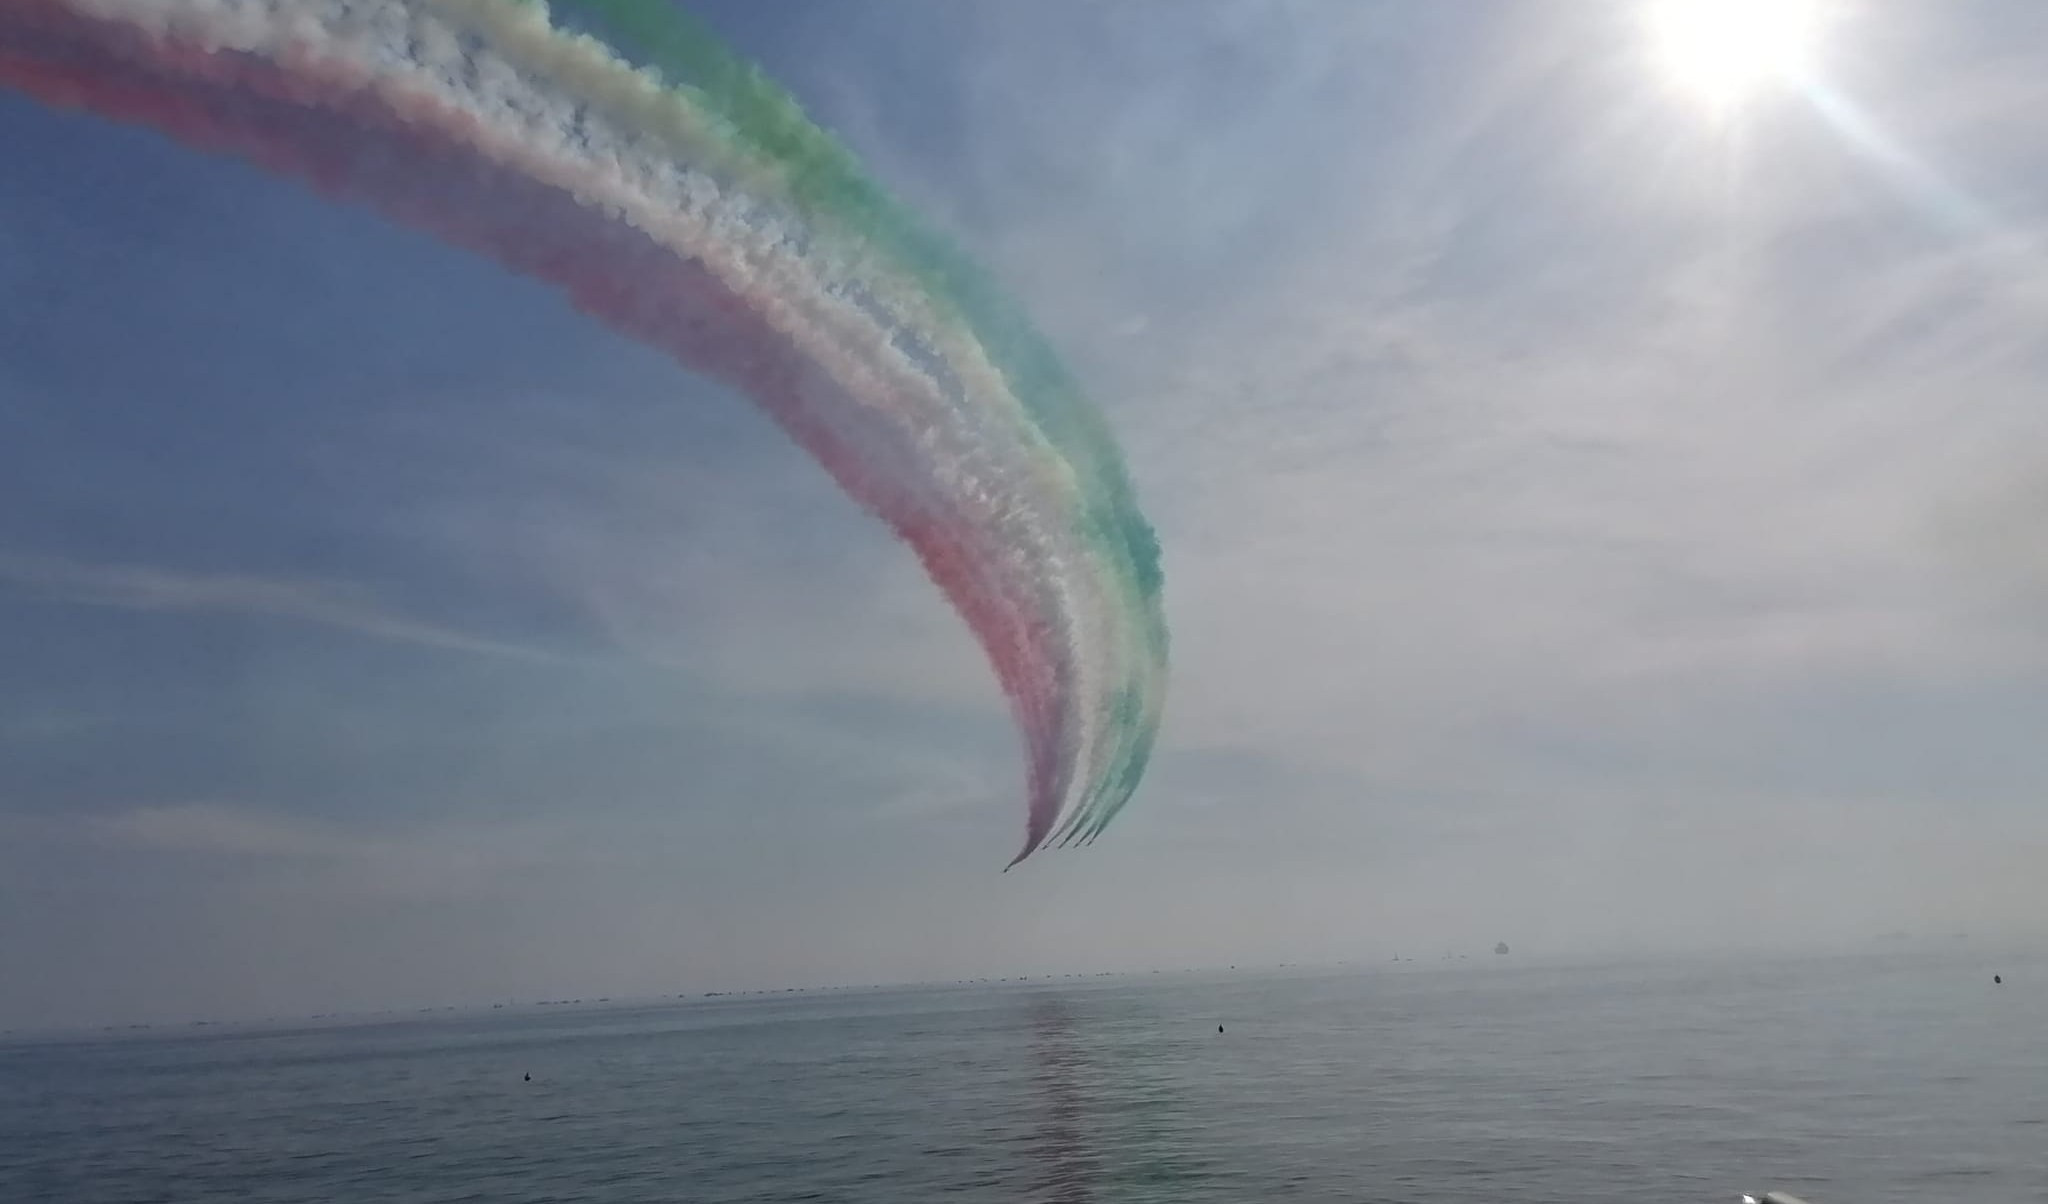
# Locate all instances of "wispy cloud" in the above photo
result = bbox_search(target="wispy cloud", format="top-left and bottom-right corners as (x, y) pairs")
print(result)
(87, 802), (566, 901)
(94, 802), (347, 859)
(0, 553), (559, 662)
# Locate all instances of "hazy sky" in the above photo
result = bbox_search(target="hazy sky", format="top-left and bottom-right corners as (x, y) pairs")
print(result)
(5, 0), (2048, 1029)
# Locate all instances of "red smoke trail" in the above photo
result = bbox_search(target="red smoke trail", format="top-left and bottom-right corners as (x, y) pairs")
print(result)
(0, 3), (1076, 859)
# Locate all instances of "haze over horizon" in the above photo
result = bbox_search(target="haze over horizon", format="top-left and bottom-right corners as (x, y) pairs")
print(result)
(7, 0), (2048, 1031)
(11, 934), (2031, 1038)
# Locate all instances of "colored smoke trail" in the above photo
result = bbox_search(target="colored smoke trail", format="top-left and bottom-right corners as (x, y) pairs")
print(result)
(0, 0), (1167, 864)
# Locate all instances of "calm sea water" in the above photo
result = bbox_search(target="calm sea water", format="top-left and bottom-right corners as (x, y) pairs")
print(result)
(3, 950), (2044, 1203)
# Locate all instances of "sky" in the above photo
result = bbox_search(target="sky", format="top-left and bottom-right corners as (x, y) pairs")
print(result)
(5, 0), (2048, 1029)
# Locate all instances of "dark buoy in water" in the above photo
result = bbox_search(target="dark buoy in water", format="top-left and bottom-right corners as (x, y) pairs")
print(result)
(523, 1072), (531, 1082)
(1994, 974), (2002, 985)
(1217, 1024), (1224, 1033)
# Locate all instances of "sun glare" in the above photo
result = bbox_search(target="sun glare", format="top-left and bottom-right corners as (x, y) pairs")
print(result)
(1648, 0), (1826, 112)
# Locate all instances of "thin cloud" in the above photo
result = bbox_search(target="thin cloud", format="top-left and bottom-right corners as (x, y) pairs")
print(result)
(88, 802), (566, 901)
(93, 802), (352, 860)
(0, 552), (559, 663)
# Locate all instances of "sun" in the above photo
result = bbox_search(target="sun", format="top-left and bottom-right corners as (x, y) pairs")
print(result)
(1647, 0), (1827, 112)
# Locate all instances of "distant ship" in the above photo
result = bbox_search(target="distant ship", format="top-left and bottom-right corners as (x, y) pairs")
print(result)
(1494, 942), (1510, 956)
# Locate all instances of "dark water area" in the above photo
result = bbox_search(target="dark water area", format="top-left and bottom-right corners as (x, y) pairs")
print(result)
(3, 949), (2044, 1202)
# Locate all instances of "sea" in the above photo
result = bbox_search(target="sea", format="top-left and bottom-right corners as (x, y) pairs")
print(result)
(2, 947), (2043, 1204)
